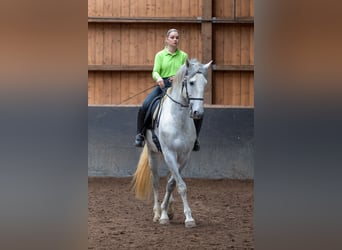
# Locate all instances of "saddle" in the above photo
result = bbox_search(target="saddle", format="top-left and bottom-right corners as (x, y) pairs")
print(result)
(144, 95), (162, 129)
(143, 93), (166, 152)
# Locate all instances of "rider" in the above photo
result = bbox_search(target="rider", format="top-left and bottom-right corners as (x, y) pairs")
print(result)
(134, 28), (203, 151)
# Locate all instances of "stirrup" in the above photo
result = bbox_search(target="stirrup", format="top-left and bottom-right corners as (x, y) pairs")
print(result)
(134, 134), (145, 147)
(193, 139), (200, 151)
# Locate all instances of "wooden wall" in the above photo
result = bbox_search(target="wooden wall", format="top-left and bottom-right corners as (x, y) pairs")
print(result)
(88, 0), (254, 106)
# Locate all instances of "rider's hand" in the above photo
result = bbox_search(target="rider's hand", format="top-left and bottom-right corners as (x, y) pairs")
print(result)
(157, 78), (164, 88)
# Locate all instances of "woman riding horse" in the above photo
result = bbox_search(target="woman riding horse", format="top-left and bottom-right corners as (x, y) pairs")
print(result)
(134, 28), (203, 151)
(133, 58), (213, 227)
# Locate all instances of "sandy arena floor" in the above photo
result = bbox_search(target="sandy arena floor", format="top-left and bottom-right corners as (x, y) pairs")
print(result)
(88, 177), (254, 249)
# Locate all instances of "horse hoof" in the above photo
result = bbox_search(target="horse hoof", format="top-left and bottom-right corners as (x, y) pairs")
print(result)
(159, 218), (169, 225)
(153, 216), (160, 222)
(167, 213), (174, 220)
(185, 220), (196, 228)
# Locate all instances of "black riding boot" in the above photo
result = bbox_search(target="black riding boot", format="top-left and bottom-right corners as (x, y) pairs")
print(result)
(134, 108), (146, 147)
(193, 118), (203, 151)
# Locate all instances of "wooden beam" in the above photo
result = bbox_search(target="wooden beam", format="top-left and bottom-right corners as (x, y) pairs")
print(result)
(88, 17), (203, 23)
(212, 17), (254, 24)
(88, 17), (254, 24)
(202, 0), (213, 104)
(212, 65), (254, 71)
(88, 65), (254, 72)
(88, 65), (152, 71)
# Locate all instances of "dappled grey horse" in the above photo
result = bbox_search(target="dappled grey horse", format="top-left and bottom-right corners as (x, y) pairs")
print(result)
(132, 58), (212, 228)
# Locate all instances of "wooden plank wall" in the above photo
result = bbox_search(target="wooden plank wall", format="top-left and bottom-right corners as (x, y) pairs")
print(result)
(213, 0), (254, 106)
(88, 0), (202, 17)
(88, 0), (254, 107)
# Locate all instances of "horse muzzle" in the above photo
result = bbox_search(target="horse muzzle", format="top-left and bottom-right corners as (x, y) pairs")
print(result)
(190, 109), (204, 119)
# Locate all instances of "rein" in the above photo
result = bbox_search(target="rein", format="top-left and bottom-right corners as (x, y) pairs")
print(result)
(165, 92), (189, 107)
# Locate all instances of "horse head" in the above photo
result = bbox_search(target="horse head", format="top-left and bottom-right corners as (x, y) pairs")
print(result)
(183, 59), (213, 119)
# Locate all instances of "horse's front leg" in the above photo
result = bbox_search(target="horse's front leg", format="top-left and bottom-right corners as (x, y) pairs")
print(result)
(163, 153), (196, 228)
(177, 178), (196, 228)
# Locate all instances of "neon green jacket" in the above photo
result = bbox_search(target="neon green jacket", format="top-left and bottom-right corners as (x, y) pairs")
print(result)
(152, 48), (188, 81)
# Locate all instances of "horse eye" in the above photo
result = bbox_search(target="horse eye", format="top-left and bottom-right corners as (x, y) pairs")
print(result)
(189, 81), (194, 86)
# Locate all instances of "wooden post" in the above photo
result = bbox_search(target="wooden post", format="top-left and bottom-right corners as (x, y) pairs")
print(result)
(201, 0), (213, 104)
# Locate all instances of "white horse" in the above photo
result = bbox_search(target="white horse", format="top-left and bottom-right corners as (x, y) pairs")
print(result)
(132, 58), (212, 228)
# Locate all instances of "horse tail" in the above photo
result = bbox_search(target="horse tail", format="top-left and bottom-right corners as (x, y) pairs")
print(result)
(132, 144), (152, 200)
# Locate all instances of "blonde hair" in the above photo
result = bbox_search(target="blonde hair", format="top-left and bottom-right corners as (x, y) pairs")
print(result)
(166, 28), (179, 37)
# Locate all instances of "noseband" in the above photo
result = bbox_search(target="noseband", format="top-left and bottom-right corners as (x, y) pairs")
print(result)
(182, 69), (205, 102)
(165, 68), (205, 108)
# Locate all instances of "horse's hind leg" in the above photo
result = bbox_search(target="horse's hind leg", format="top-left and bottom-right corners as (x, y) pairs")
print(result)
(149, 152), (161, 222)
(151, 170), (160, 222)
(166, 174), (175, 220)
(160, 176), (176, 224)
(167, 194), (175, 220)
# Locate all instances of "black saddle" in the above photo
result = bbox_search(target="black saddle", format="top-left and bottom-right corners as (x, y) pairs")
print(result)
(144, 95), (162, 130)
(143, 92), (166, 152)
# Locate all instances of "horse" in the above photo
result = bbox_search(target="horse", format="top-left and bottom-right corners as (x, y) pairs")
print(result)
(132, 58), (212, 228)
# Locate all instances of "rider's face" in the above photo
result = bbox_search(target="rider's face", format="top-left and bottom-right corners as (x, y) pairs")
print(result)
(165, 31), (179, 47)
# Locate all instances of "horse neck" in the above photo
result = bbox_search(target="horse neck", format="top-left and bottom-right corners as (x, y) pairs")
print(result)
(162, 86), (189, 123)
(169, 64), (187, 99)
(167, 81), (187, 106)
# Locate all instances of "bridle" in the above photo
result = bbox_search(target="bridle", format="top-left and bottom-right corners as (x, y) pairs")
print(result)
(165, 68), (205, 108)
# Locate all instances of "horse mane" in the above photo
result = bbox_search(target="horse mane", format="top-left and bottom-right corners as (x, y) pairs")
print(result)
(173, 63), (186, 87)
(172, 58), (202, 88)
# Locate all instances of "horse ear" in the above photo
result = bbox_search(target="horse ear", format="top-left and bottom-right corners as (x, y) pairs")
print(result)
(203, 60), (213, 69)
